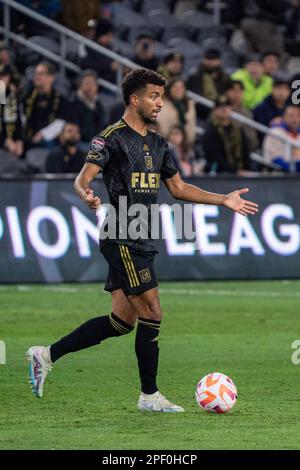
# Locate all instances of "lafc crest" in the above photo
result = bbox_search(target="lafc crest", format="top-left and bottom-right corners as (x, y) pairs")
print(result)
(139, 268), (151, 283)
(145, 155), (153, 170)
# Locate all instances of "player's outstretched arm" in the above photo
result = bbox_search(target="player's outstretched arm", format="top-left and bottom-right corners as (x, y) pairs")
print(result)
(74, 163), (101, 210)
(164, 172), (259, 217)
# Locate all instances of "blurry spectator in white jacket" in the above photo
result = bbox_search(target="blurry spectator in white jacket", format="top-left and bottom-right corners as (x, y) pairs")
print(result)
(157, 78), (196, 150)
(263, 105), (300, 172)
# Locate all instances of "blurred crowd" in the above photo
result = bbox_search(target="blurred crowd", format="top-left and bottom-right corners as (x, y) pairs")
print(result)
(1, 0), (300, 175)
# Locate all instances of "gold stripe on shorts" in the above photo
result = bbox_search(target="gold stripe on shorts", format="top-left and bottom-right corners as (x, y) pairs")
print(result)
(124, 246), (139, 287)
(119, 245), (136, 288)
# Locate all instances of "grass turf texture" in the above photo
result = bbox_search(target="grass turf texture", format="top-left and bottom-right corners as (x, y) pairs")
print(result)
(1, 280), (300, 450)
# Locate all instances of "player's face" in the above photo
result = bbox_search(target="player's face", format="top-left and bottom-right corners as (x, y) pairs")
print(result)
(136, 84), (164, 124)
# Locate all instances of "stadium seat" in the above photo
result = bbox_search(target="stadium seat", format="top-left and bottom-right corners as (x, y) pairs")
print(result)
(54, 75), (71, 97)
(180, 10), (226, 43)
(112, 38), (133, 58)
(26, 148), (50, 173)
(65, 38), (80, 61)
(98, 92), (121, 124)
(181, 10), (215, 29)
(25, 65), (36, 82)
(111, 4), (149, 40)
(221, 48), (240, 70)
(28, 36), (60, 56)
(166, 37), (201, 60)
(123, 0), (141, 10)
(148, 10), (190, 42)
(201, 36), (228, 50)
(141, 0), (171, 14)
(154, 41), (169, 60)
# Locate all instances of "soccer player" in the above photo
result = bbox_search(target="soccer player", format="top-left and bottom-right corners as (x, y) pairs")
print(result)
(26, 69), (259, 412)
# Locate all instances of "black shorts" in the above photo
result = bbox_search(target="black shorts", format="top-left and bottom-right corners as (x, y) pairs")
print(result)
(102, 243), (158, 296)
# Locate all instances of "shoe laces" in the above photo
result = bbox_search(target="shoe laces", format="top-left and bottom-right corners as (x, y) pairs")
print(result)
(152, 392), (172, 407)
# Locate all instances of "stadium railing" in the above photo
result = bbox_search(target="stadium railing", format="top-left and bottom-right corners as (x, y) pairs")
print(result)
(1, 0), (299, 172)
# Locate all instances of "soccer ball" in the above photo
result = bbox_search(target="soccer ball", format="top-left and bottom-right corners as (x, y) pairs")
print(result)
(195, 372), (237, 413)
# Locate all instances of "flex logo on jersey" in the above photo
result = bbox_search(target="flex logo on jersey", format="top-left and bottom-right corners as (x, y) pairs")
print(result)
(131, 172), (160, 190)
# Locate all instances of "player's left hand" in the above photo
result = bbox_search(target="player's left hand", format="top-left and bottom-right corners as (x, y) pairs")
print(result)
(223, 188), (259, 216)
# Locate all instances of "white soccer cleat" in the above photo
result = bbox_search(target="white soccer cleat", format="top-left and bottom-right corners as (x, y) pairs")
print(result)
(138, 391), (185, 413)
(26, 346), (52, 398)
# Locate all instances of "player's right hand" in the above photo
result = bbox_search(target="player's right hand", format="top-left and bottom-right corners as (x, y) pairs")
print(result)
(83, 188), (101, 210)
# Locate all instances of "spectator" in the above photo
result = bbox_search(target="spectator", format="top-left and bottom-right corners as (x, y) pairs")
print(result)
(263, 105), (300, 172)
(231, 54), (273, 109)
(240, 0), (286, 57)
(253, 77), (291, 141)
(132, 34), (159, 71)
(202, 96), (251, 174)
(80, 18), (118, 83)
(84, 18), (98, 41)
(71, 70), (105, 145)
(46, 122), (86, 173)
(262, 51), (280, 77)
(157, 78), (196, 150)
(0, 66), (25, 173)
(157, 52), (184, 81)
(61, 0), (101, 35)
(0, 42), (20, 87)
(167, 126), (193, 177)
(225, 80), (259, 151)
(23, 62), (69, 151)
(285, 0), (300, 40)
(186, 48), (230, 120)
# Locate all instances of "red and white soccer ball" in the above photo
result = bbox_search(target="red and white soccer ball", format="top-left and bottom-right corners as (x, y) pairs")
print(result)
(195, 372), (237, 413)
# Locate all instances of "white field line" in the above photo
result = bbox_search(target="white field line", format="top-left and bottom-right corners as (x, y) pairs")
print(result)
(0, 285), (300, 299)
(159, 288), (300, 299)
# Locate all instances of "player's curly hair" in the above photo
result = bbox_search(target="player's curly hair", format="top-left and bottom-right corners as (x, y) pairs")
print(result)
(122, 69), (166, 106)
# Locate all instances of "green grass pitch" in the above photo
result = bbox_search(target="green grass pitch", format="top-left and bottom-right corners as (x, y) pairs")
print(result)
(1, 280), (300, 450)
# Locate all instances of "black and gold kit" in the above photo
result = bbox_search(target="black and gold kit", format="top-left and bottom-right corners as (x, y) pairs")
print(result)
(0, 87), (22, 146)
(23, 87), (69, 147)
(85, 118), (178, 295)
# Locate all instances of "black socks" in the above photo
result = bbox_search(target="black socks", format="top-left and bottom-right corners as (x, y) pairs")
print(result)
(50, 312), (161, 396)
(135, 317), (161, 395)
(50, 313), (134, 362)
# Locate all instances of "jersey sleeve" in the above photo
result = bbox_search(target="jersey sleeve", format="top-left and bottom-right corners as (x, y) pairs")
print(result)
(85, 134), (114, 169)
(160, 141), (178, 181)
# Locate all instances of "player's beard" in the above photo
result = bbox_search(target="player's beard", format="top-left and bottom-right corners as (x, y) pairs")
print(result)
(137, 107), (156, 124)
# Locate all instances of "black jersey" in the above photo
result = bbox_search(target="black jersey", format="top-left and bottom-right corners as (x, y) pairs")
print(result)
(85, 119), (178, 252)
